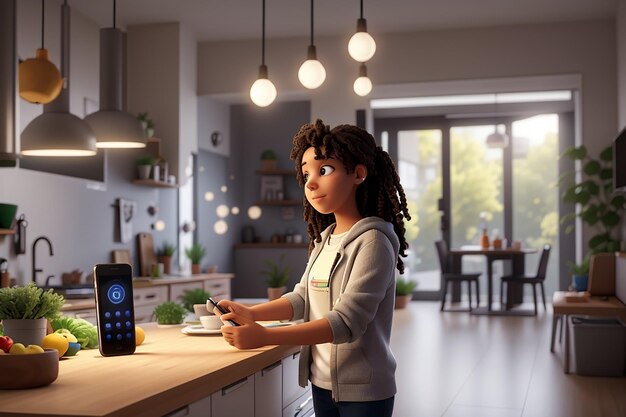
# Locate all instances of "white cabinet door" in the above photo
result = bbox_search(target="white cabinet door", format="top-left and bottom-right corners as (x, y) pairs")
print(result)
(204, 279), (230, 301)
(282, 390), (314, 417)
(254, 360), (282, 417)
(163, 395), (211, 417)
(211, 376), (254, 417)
(282, 352), (309, 408)
(133, 286), (168, 323)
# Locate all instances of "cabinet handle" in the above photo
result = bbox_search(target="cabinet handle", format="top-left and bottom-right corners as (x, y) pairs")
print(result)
(294, 395), (313, 417)
(164, 405), (189, 417)
(292, 352), (300, 360)
(221, 377), (248, 396)
(261, 360), (281, 376)
(146, 294), (156, 299)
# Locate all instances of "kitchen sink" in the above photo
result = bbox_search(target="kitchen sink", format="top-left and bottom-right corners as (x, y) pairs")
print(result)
(45, 284), (94, 299)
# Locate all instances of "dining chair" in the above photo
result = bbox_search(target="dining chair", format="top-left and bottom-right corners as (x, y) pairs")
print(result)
(500, 244), (551, 315)
(435, 240), (481, 312)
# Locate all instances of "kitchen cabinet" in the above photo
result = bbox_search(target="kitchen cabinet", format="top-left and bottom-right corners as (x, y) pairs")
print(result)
(282, 352), (310, 408)
(204, 277), (231, 300)
(169, 281), (204, 304)
(212, 376), (254, 417)
(133, 285), (168, 323)
(164, 396), (211, 417)
(255, 360), (283, 417)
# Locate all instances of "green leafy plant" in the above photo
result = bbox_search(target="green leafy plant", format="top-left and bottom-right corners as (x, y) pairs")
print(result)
(260, 149), (277, 160)
(0, 283), (65, 320)
(153, 301), (187, 325)
(157, 241), (176, 257)
(395, 277), (417, 296)
(137, 112), (155, 129)
(260, 255), (290, 288)
(560, 145), (625, 255)
(180, 288), (211, 313)
(568, 256), (591, 276)
(185, 243), (206, 264)
(136, 155), (156, 166)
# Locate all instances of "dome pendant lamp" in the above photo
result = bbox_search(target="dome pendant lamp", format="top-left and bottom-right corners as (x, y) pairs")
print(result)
(298, 0), (326, 89)
(21, 0), (97, 157)
(85, 0), (145, 148)
(249, 0), (277, 107)
(353, 63), (372, 97)
(348, 0), (376, 62)
(19, 0), (63, 104)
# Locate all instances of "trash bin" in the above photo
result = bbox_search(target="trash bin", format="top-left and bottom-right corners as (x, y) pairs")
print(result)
(571, 316), (626, 377)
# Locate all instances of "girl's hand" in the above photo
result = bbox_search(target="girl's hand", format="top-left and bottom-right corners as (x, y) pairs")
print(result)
(214, 300), (254, 321)
(220, 314), (268, 350)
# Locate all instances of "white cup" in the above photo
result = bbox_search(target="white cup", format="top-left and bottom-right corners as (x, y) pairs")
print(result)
(199, 315), (223, 330)
(193, 303), (210, 318)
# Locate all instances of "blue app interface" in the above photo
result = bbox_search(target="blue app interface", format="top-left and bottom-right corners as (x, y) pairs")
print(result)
(98, 275), (135, 353)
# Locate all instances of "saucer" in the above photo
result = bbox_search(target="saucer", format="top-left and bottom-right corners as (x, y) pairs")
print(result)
(181, 325), (222, 335)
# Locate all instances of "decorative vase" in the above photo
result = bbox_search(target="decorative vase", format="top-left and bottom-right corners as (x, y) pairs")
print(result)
(191, 264), (201, 274)
(267, 286), (286, 301)
(395, 294), (412, 309)
(158, 255), (172, 275)
(573, 274), (589, 291)
(2, 318), (48, 346)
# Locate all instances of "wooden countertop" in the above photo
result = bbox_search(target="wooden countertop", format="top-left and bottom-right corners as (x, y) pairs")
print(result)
(0, 323), (299, 417)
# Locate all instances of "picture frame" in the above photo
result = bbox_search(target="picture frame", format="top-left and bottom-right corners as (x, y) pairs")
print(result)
(260, 175), (284, 201)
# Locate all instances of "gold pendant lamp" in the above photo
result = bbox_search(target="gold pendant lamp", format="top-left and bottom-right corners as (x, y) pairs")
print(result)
(19, 0), (63, 104)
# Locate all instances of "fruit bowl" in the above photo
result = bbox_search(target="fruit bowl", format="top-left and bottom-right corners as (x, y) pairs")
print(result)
(0, 349), (59, 389)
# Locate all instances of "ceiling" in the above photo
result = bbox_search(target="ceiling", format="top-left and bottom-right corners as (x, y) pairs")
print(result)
(70, 0), (618, 42)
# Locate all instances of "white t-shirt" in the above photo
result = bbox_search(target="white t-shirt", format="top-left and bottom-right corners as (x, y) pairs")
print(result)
(308, 230), (347, 390)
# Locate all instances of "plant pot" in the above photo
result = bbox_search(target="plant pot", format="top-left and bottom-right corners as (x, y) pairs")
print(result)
(267, 286), (286, 301)
(158, 255), (173, 274)
(573, 274), (589, 291)
(137, 165), (151, 179)
(395, 294), (412, 309)
(260, 159), (277, 171)
(191, 264), (201, 274)
(1, 318), (48, 346)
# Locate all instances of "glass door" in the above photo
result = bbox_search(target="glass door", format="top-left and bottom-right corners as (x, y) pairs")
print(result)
(397, 129), (443, 293)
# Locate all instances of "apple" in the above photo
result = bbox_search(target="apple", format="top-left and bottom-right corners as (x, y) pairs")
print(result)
(0, 335), (13, 353)
(25, 344), (45, 354)
(9, 343), (27, 354)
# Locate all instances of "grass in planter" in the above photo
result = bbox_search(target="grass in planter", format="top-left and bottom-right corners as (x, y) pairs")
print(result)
(180, 288), (211, 313)
(0, 283), (65, 320)
(153, 301), (187, 325)
(395, 277), (417, 296)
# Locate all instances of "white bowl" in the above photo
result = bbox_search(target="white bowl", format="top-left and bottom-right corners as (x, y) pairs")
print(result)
(199, 315), (223, 330)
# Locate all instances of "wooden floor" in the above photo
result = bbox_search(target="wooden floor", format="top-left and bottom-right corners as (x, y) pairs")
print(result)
(390, 302), (626, 417)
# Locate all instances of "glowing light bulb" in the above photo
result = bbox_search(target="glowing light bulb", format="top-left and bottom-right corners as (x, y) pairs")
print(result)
(348, 31), (376, 62)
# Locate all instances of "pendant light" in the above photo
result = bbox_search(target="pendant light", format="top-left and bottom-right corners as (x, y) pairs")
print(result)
(298, 0), (325, 89)
(85, 0), (144, 148)
(485, 95), (509, 149)
(348, 0), (376, 62)
(249, 0), (276, 107)
(21, 0), (97, 157)
(19, 0), (63, 104)
(353, 63), (372, 96)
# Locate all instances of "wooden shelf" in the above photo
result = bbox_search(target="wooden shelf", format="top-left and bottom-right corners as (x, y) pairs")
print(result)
(0, 229), (15, 236)
(133, 179), (179, 188)
(254, 169), (295, 176)
(254, 199), (301, 206)
(234, 243), (308, 249)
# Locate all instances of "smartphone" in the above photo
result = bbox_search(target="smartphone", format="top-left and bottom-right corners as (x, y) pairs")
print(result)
(93, 264), (136, 356)
(207, 297), (240, 326)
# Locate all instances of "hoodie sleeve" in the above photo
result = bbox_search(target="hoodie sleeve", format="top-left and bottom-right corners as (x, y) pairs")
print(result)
(325, 230), (396, 343)
(282, 265), (308, 321)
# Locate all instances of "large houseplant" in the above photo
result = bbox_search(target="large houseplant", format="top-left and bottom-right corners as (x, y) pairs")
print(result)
(0, 283), (65, 345)
(560, 145), (625, 277)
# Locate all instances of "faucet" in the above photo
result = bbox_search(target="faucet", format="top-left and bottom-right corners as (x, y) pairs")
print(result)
(32, 236), (54, 286)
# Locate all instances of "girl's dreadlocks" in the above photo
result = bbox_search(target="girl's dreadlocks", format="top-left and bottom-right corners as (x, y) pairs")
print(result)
(290, 119), (411, 274)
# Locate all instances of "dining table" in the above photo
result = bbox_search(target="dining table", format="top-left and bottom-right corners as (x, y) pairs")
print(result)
(448, 246), (538, 315)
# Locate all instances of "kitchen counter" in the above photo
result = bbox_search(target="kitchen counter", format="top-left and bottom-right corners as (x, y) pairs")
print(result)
(0, 323), (299, 417)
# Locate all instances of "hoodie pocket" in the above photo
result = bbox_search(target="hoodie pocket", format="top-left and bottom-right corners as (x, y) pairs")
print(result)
(336, 347), (372, 384)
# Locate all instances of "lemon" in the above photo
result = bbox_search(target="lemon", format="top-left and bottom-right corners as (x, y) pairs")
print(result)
(135, 326), (145, 346)
(42, 333), (69, 358)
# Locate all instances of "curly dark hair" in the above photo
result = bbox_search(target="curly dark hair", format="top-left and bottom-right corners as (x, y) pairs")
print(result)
(290, 119), (411, 273)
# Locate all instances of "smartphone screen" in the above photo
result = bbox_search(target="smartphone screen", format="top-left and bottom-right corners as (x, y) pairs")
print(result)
(207, 297), (240, 326)
(94, 264), (136, 356)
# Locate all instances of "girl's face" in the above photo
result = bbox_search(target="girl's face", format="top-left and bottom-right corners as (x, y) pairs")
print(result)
(301, 146), (364, 216)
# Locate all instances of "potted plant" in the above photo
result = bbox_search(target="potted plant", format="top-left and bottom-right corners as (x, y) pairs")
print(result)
(180, 288), (211, 314)
(260, 255), (290, 301)
(260, 149), (277, 171)
(136, 155), (156, 180)
(185, 243), (206, 274)
(568, 256), (591, 292)
(153, 301), (187, 325)
(560, 145), (625, 255)
(395, 277), (416, 309)
(0, 283), (65, 346)
(157, 241), (176, 275)
(137, 112), (155, 138)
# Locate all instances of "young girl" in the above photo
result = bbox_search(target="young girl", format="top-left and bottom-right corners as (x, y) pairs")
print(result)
(217, 119), (410, 417)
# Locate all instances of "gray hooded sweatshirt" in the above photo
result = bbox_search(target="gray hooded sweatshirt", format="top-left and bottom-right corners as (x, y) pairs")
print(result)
(283, 216), (399, 402)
